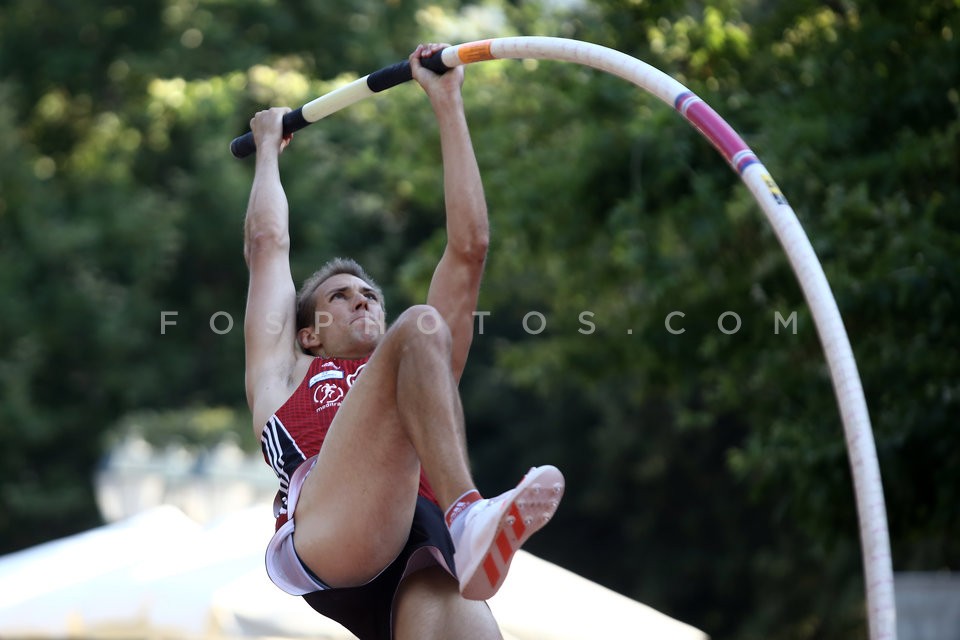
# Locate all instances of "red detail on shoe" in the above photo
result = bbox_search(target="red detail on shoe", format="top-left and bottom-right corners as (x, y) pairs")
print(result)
(457, 467), (566, 601)
(496, 529), (513, 562)
(445, 489), (482, 527)
(508, 503), (526, 538)
(482, 553), (500, 586)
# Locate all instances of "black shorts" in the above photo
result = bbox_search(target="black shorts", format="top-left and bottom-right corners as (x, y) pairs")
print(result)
(300, 496), (458, 640)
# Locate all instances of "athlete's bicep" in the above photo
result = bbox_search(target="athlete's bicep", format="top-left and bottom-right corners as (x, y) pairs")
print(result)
(244, 245), (299, 409)
(427, 249), (485, 380)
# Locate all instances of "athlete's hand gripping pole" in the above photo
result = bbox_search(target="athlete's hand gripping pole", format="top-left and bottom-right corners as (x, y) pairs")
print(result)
(230, 50), (453, 159)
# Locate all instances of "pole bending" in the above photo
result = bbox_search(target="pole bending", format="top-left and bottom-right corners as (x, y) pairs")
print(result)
(231, 36), (895, 640)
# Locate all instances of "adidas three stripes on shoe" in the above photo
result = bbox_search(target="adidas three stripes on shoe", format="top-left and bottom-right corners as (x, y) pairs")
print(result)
(447, 465), (565, 601)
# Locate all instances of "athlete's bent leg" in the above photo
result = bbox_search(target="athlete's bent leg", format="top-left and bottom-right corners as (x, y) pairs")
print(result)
(291, 305), (479, 586)
(393, 567), (503, 640)
(391, 305), (476, 507)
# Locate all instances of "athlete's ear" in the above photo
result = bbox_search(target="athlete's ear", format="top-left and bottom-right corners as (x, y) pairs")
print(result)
(298, 326), (321, 353)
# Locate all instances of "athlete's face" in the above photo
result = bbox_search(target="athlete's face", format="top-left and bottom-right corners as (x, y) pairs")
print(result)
(307, 273), (386, 358)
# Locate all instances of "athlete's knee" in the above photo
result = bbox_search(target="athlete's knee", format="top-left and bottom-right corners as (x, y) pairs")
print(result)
(393, 305), (452, 349)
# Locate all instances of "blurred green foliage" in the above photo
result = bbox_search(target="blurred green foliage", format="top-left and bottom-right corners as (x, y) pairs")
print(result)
(1, 1), (957, 638)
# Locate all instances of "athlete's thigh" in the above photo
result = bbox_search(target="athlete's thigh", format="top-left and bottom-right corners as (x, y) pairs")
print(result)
(397, 579), (503, 640)
(394, 567), (504, 640)
(293, 330), (421, 585)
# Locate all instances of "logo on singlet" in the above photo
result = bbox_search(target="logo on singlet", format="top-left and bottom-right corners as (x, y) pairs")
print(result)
(346, 363), (366, 388)
(309, 369), (344, 386)
(314, 382), (345, 411)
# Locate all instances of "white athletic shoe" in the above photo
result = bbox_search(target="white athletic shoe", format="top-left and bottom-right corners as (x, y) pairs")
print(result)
(450, 465), (565, 600)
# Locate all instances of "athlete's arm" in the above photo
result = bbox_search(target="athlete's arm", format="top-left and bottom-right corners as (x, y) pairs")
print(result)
(243, 107), (300, 434)
(412, 44), (490, 382)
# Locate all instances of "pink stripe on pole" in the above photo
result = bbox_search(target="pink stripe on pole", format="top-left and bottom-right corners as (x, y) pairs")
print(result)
(675, 91), (757, 173)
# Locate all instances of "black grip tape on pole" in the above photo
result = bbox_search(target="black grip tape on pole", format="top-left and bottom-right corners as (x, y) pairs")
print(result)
(366, 50), (450, 92)
(230, 106), (310, 159)
(230, 49), (450, 158)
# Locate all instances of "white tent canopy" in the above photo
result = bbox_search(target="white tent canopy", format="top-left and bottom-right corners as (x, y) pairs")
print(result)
(0, 505), (708, 640)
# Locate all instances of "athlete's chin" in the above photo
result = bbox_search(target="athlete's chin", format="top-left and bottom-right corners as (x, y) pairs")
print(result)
(353, 323), (384, 347)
